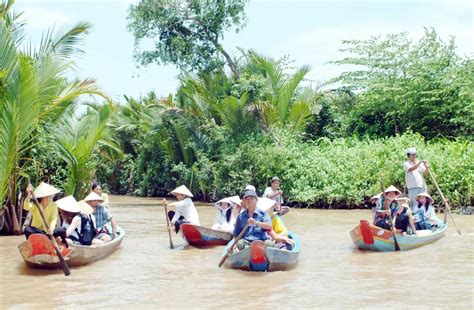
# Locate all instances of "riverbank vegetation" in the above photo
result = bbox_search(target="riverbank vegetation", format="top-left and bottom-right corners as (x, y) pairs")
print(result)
(1, 0), (472, 234)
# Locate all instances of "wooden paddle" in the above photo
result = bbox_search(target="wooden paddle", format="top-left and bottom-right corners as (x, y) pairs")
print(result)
(163, 199), (174, 249)
(218, 223), (250, 268)
(426, 167), (462, 235)
(29, 193), (71, 276)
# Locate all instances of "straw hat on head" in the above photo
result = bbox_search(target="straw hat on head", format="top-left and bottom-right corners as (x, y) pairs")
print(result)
(416, 192), (433, 204)
(370, 192), (382, 202)
(33, 182), (60, 199)
(215, 197), (233, 210)
(228, 195), (241, 206)
(78, 200), (93, 215)
(170, 185), (193, 198)
(257, 197), (277, 212)
(384, 185), (402, 195)
(56, 196), (81, 213)
(84, 192), (104, 202)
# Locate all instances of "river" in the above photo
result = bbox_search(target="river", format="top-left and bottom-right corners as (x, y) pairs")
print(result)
(1, 195), (473, 309)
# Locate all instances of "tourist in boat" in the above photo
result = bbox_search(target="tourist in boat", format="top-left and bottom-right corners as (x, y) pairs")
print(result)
(265, 202), (295, 250)
(92, 182), (110, 207)
(374, 185), (417, 235)
(263, 176), (290, 215)
(370, 192), (382, 205)
(212, 197), (236, 233)
(404, 147), (429, 209)
(233, 188), (273, 250)
(413, 192), (443, 230)
(23, 182), (60, 239)
(167, 185), (200, 233)
(393, 198), (418, 235)
(84, 192), (118, 241)
(55, 196), (103, 246)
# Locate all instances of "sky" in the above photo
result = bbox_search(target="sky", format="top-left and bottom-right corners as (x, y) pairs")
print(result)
(16, 0), (474, 103)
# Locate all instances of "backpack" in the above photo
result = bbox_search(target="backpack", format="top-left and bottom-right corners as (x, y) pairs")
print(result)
(78, 214), (96, 245)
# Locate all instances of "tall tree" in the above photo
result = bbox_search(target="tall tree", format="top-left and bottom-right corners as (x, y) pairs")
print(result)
(128, 0), (248, 78)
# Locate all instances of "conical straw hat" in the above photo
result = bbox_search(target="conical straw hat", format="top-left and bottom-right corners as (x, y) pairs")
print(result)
(257, 197), (277, 212)
(416, 192), (433, 204)
(56, 196), (81, 213)
(33, 182), (60, 198)
(384, 185), (402, 195)
(215, 197), (233, 210)
(228, 195), (241, 206)
(171, 185), (193, 198)
(84, 192), (104, 202)
(78, 200), (94, 215)
(370, 192), (382, 202)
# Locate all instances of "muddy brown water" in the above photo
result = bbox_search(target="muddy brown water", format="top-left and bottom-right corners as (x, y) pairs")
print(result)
(0, 195), (473, 309)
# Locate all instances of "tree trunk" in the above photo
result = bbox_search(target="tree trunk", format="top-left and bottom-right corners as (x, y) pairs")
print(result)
(9, 203), (21, 235)
(209, 36), (240, 79)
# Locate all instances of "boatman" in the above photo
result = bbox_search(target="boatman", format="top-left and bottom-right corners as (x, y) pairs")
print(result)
(404, 147), (429, 210)
(233, 188), (273, 250)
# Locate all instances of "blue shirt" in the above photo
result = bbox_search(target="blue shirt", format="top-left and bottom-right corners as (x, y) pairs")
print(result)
(93, 205), (112, 228)
(233, 209), (271, 242)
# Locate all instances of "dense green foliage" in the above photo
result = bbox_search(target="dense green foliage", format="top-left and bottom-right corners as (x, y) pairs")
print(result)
(128, 0), (248, 77)
(0, 0), (112, 234)
(331, 28), (474, 139)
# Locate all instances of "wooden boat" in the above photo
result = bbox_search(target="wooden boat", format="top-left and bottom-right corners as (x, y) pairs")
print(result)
(18, 227), (125, 269)
(181, 223), (232, 247)
(222, 232), (301, 271)
(350, 220), (447, 252)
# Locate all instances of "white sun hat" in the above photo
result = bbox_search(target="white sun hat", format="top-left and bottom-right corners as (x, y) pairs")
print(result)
(84, 192), (104, 202)
(257, 197), (277, 212)
(78, 200), (94, 215)
(171, 185), (194, 198)
(56, 196), (81, 213)
(33, 182), (60, 199)
(228, 195), (242, 206)
(407, 147), (417, 155)
(416, 192), (433, 204)
(370, 192), (382, 202)
(384, 185), (402, 195)
(215, 197), (234, 210)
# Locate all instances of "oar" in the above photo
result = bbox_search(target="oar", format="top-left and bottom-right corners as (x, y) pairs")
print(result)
(163, 199), (174, 249)
(30, 193), (71, 276)
(426, 167), (462, 235)
(218, 223), (250, 268)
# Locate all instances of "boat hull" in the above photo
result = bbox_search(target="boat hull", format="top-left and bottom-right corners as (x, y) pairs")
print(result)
(222, 232), (301, 272)
(18, 228), (126, 269)
(350, 220), (446, 252)
(181, 223), (232, 247)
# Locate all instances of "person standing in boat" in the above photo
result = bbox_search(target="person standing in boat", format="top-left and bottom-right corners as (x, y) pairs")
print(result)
(84, 192), (118, 242)
(404, 147), (429, 210)
(263, 177), (289, 215)
(233, 188), (273, 250)
(23, 182), (60, 239)
(412, 192), (443, 230)
(167, 185), (200, 233)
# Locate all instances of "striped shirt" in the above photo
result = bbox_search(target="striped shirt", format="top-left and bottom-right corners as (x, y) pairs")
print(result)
(93, 205), (112, 228)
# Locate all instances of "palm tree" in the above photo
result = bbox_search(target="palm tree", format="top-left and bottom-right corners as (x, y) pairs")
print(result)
(0, 0), (110, 234)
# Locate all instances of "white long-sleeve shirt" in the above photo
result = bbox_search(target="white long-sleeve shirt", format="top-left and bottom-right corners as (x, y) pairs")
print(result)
(413, 204), (443, 225)
(171, 198), (200, 225)
(212, 208), (235, 233)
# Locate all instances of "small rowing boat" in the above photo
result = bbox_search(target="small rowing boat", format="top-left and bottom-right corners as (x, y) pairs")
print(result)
(18, 227), (125, 269)
(222, 232), (301, 271)
(350, 220), (446, 252)
(181, 223), (232, 247)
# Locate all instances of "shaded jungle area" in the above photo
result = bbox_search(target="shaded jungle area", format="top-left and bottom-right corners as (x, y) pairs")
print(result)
(1, 0), (473, 235)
